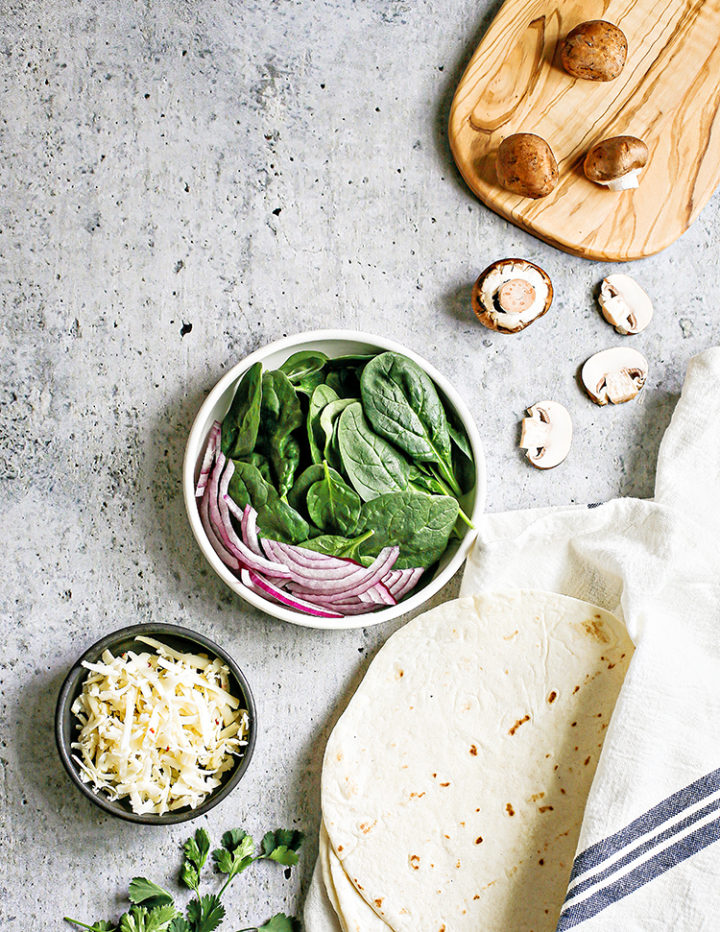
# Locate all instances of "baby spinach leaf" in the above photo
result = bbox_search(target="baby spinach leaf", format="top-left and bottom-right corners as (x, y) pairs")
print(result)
(279, 350), (328, 384)
(360, 353), (460, 495)
(307, 384), (339, 464)
(256, 371), (303, 498)
(319, 398), (357, 461)
(228, 461), (309, 543)
(358, 491), (459, 568)
(298, 529), (374, 560)
(221, 362), (263, 459)
(326, 353), (375, 369)
(306, 462), (361, 535)
(288, 463), (345, 515)
(326, 365), (362, 399)
(288, 463), (325, 514)
(447, 415), (476, 495)
(337, 402), (411, 501)
(236, 451), (274, 486)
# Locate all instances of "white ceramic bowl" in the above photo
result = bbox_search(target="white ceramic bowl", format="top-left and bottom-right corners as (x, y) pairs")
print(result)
(183, 330), (486, 629)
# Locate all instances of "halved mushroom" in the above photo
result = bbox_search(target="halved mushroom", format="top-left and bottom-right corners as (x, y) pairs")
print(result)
(581, 347), (648, 405)
(472, 258), (553, 333)
(560, 21), (628, 81)
(584, 136), (649, 191)
(520, 401), (572, 469)
(598, 274), (653, 334)
(496, 133), (559, 199)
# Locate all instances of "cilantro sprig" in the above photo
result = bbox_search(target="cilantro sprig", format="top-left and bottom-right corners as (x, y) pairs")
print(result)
(64, 825), (304, 932)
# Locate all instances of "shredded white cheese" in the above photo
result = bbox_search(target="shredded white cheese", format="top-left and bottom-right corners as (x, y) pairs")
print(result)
(70, 635), (249, 815)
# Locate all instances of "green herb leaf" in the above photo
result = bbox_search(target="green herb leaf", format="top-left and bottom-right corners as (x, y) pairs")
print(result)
(212, 831), (255, 879)
(119, 905), (179, 932)
(186, 894), (225, 932)
(168, 920), (191, 932)
(184, 828), (211, 871)
(260, 830), (305, 866)
(257, 913), (301, 932)
(128, 879), (175, 909)
(146, 905), (181, 932)
(64, 920), (116, 931)
(180, 863), (199, 893)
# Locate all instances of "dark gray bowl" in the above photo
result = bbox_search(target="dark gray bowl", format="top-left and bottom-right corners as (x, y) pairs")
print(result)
(55, 622), (257, 824)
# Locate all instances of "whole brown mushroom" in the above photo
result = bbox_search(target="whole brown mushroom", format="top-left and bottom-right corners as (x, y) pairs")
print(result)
(496, 133), (559, 199)
(584, 136), (649, 190)
(561, 21), (628, 81)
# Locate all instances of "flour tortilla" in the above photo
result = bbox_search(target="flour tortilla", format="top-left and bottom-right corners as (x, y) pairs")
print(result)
(321, 590), (633, 932)
(321, 821), (391, 931)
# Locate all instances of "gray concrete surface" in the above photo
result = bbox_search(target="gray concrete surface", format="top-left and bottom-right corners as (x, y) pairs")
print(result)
(2, 0), (719, 927)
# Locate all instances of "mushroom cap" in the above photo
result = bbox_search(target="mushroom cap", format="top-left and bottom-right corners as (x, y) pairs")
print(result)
(561, 20), (628, 81)
(581, 347), (649, 405)
(520, 400), (572, 469)
(472, 258), (553, 334)
(584, 136), (649, 184)
(496, 133), (559, 199)
(598, 274), (653, 335)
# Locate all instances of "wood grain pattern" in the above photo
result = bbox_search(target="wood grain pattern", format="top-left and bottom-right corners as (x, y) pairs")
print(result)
(449, 0), (720, 261)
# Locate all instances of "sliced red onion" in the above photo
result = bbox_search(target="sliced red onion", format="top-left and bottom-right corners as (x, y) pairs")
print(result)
(286, 546), (399, 600)
(214, 462), (290, 578)
(383, 567), (425, 600)
(195, 421), (221, 498)
(262, 539), (367, 584)
(199, 471), (241, 571)
(241, 569), (343, 619)
(262, 539), (364, 574)
(358, 582), (396, 606)
(212, 465), (290, 579)
(263, 539), (395, 591)
(306, 600), (374, 615)
(240, 505), (264, 557)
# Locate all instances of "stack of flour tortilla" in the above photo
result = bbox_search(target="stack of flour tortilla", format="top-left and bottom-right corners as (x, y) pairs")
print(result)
(305, 590), (633, 932)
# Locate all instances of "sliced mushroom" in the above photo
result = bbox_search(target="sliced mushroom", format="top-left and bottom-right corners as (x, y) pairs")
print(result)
(560, 21), (628, 81)
(520, 401), (572, 469)
(584, 136), (649, 191)
(472, 258), (553, 333)
(496, 133), (559, 199)
(598, 275), (653, 334)
(581, 347), (648, 405)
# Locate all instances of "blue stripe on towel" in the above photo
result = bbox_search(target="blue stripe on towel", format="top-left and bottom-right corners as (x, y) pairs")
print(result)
(556, 814), (720, 929)
(567, 767), (720, 888)
(566, 793), (720, 903)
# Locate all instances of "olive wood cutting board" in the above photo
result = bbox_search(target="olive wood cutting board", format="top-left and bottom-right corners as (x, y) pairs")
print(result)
(449, 0), (720, 261)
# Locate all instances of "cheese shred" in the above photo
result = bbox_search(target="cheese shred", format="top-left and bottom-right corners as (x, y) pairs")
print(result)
(70, 636), (249, 815)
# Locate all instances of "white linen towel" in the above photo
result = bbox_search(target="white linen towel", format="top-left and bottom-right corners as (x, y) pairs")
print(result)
(305, 348), (720, 931)
(461, 347), (720, 930)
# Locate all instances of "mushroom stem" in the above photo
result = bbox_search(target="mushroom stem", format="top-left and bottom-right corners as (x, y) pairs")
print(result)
(605, 168), (641, 191)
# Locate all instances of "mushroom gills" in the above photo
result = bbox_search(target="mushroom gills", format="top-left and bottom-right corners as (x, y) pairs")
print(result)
(582, 347), (648, 405)
(599, 275), (653, 335)
(475, 260), (552, 333)
(520, 401), (572, 469)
